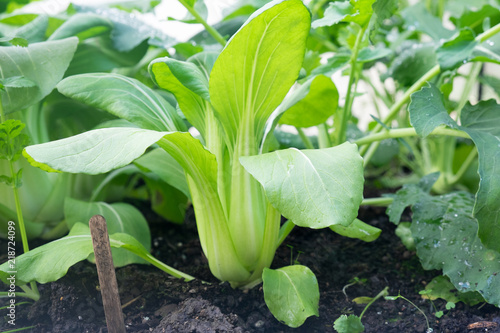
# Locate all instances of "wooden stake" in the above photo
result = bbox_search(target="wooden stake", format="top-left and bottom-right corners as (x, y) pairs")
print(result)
(89, 215), (126, 333)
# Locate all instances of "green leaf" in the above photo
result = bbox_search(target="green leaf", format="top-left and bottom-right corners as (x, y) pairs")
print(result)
(0, 14), (38, 26)
(395, 222), (415, 251)
(450, 4), (500, 34)
(386, 172), (439, 223)
(0, 175), (12, 186)
(0, 201), (44, 240)
(409, 191), (500, 306)
(409, 86), (500, 252)
(312, 0), (376, 28)
(149, 57), (211, 138)
(134, 148), (190, 198)
(7, 37), (28, 47)
(333, 314), (364, 333)
(369, 138), (399, 167)
(352, 296), (373, 305)
(357, 46), (393, 63)
(311, 51), (351, 76)
(141, 176), (187, 224)
(262, 265), (319, 328)
(330, 218), (381, 242)
(65, 37), (148, 76)
(57, 73), (185, 132)
(209, 0), (311, 148)
(279, 75), (339, 128)
(346, 0), (376, 26)
(459, 101), (500, 252)
(12, 15), (48, 44)
(311, 1), (354, 28)
(372, 0), (398, 25)
(386, 43), (438, 87)
(0, 158), (73, 229)
(48, 13), (112, 41)
(0, 223), (94, 285)
(73, 5), (176, 51)
(240, 143), (364, 228)
(64, 198), (151, 267)
(409, 83), (457, 137)
(401, 3), (453, 40)
(0, 76), (36, 90)
(421, 275), (484, 305)
(0, 222), (187, 285)
(0, 37), (78, 114)
(471, 34), (500, 65)
(436, 29), (478, 71)
(23, 127), (169, 174)
(0, 119), (30, 162)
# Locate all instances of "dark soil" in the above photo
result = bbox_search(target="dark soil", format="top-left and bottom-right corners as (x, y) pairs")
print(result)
(1, 201), (500, 333)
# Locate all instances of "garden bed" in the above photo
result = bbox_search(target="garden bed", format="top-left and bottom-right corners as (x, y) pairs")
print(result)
(2, 202), (499, 333)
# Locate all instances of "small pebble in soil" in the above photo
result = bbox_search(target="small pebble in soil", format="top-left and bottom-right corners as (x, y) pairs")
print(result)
(255, 320), (265, 328)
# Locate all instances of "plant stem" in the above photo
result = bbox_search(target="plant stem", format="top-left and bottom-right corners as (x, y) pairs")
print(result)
(354, 127), (470, 146)
(137, 248), (196, 282)
(361, 197), (393, 207)
(296, 127), (315, 149)
(336, 25), (367, 145)
(448, 147), (478, 185)
(177, 0), (227, 47)
(317, 123), (332, 148)
(477, 22), (500, 43)
(0, 96), (39, 298)
(362, 141), (381, 167)
(278, 220), (295, 248)
(359, 286), (389, 320)
(359, 21), (500, 157)
(9, 162), (29, 254)
(456, 62), (482, 121)
(388, 294), (431, 331)
(359, 65), (441, 156)
(19, 285), (39, 301)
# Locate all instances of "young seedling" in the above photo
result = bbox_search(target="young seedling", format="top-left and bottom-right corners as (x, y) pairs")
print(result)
(89, 215), (126, 333)
(385, 293), (433, 333)
(334, 286), (389, 333)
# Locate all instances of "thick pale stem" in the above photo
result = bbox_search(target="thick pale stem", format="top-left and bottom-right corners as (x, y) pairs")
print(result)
(236, 202), (281, 289)
(157, 139), (250, 283)
(229, 119), (266, 268)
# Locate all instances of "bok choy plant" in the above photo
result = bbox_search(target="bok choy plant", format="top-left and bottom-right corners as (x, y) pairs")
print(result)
(15, 0), (366, 326)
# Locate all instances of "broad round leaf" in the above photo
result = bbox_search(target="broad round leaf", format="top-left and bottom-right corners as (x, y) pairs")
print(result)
(263, 265), (319, 328)
(0, 37), (78, 114)
(240, 143), (364, 228)
(23, 128), (170, 175)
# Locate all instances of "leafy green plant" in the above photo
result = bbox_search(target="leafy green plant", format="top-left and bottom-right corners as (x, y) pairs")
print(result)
(2, 0), (500, 329)
(8, 0), (372, 326)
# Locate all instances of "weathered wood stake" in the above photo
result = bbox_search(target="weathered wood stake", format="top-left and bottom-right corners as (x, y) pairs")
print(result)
(89, 215), (126, 333)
